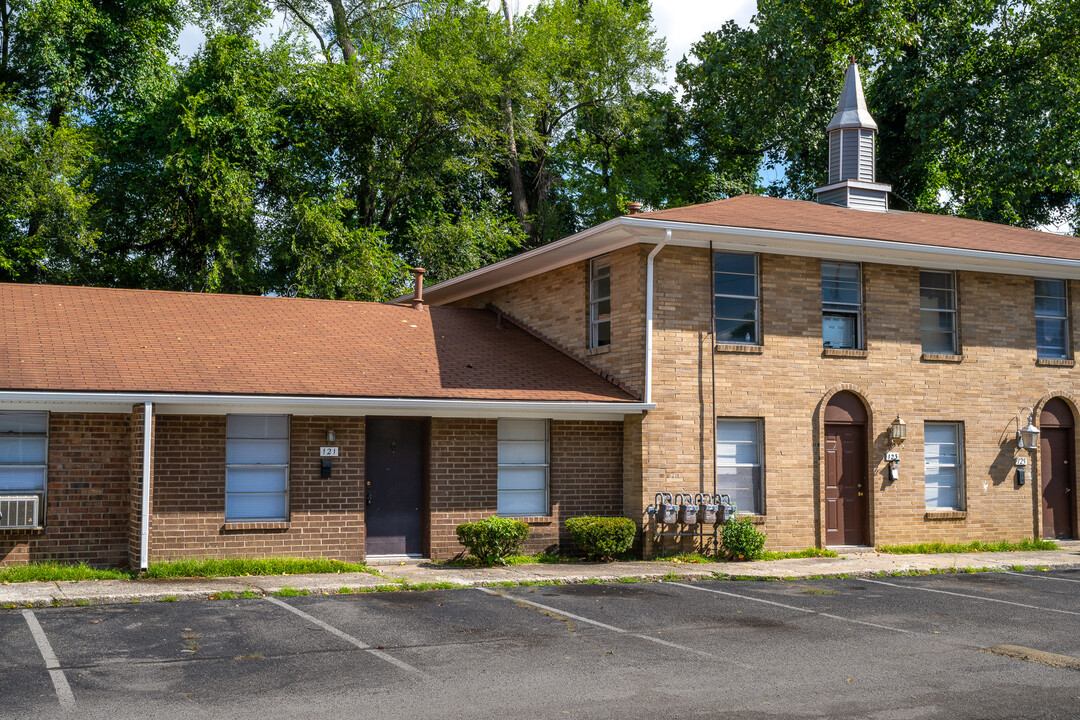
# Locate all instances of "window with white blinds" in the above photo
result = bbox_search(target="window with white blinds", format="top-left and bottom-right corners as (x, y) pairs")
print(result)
(924, 422), (963, 511)
(0, 412), (48, 522)
(497, 419), (549, 516)
(226, 415), (290, 522)
(715, 419), (763, 515)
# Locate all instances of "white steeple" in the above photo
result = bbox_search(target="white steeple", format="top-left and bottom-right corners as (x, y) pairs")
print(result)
(814, 57), (891, 212)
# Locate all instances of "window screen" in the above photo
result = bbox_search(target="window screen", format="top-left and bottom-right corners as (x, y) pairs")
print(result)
(226, 415), (289, 521)
(497, 419), (549, 516)
(0, 411), (48, 524)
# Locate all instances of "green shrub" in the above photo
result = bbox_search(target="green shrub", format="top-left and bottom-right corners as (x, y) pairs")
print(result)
(720, 515), (767, 560)
(565, 516), (637, 561)
(456, 517), (530, 565)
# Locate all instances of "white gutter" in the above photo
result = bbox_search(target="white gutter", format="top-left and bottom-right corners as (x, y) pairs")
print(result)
(140, 401), (151, 571)
(0, 391), (653, 418)
(644, 229), (671, 405)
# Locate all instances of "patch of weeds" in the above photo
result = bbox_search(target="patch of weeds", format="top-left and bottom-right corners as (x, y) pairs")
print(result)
(1, 602), (17, 610)
(615, 576), (640, 583)
(579, 578), (603, 585)
(239, 590), (259, 599)
(877, 539), (1058, 555)
(272, 587), (308, 597)
(657, 552), (716, 564)
(50, 598), (63, 607)
(144, 557), (374, 579)
(402, 581), (460, 591)
(337, 587), (356, 594)
(1035, 566), (1051, 572)
(801, 588), (839, 595)
(443, 552), (579, 568)
(661, 571), (681, 582)
(1009, 565), (1026, 572)
(757, 548), (840, 561)
(374, 584), (402, 593)
(0, 561), (134, 584)
(517, 580), (561, 587)
(73, 599), (92, 607)
(159, 595), (179, 602)
(212, 591), (238, 600)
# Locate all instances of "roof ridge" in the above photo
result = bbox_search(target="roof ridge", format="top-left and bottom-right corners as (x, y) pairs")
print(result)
(485, 304), (642, 401)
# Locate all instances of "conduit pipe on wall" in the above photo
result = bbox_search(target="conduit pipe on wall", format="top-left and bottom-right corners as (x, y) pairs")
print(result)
(140, 401), (152, 571)
(644, 229), (671, 405)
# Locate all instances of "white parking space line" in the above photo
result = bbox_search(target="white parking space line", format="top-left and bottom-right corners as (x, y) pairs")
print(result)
(668, 582), (917, 635)
(264, 597), (422, 674)
(1003, 570), (1080, 584)
(861, 578), (1080, 616)
(22, 610), (75, 710)
(477, 587), (748, 666)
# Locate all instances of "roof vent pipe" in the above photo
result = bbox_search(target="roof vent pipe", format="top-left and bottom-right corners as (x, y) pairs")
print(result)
(411, 267), (426, 310)
(627, 202), (643, 215)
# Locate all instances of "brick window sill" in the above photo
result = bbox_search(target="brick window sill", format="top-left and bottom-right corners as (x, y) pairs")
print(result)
(743, 513), (767, 525)
(822, 348), (868, 359)
(924, 510), (966, 521)
(501, 515), (554, 525)
(921, 353), (965, 363)
(1036, 357), (1075, 367)
(222, 521), (291, 532)
(715, 343), (763, 354)
(585, 345), (612, 357)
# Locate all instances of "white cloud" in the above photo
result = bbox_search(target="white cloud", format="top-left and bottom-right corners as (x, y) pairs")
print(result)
(650, 0), (757, 83)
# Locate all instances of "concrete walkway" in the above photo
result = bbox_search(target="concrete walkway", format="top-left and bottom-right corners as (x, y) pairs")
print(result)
(4, 543), (1080, 608)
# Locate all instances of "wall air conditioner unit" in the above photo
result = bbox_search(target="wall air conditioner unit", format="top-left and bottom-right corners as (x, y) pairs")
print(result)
(0, 495), (40, 529)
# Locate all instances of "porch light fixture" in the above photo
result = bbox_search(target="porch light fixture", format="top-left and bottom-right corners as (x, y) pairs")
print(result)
(326, 429), (336, 443)
(888, 415), (907, 446)
(1017, 414), (1040, 451)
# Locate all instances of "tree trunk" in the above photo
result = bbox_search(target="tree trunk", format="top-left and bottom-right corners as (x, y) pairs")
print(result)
(499, 0), (532, 239)
(328, 0), (357, 67)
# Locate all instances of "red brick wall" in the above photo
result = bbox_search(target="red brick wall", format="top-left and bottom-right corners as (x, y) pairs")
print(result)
(0, 413), (131, 567)
(150, 415), (364, 563)
(428, 418), (624, 559)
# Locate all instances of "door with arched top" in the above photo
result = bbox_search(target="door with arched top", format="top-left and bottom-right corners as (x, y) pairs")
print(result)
(1040, 398), (1076, 540)
(824, 392), (869, 546)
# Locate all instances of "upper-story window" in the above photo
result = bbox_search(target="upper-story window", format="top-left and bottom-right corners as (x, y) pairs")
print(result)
(1035, 279), (1069, 359)
(714, 252), (759, 344)
(822, 261), (863, 349)
(920, 271), (958, 355)
(589, 256), (611, 348)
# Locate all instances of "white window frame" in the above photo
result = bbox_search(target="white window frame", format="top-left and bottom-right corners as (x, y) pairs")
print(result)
(713, 251), (760, 345)
(822, 261), (863, 349)
(497, 418), (549, 517)
(920, 270), (958, 355)
(0, 411), (48, 526)
(225, 414), (290, 522)
(589, 255), (611, 349)
(715, 418), (763, 515)
(924, 422), (964, 511)
(1035, 278), (1070, 359)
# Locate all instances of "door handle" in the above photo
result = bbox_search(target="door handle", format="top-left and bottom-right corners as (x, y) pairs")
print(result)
(857, 492), (864, 497)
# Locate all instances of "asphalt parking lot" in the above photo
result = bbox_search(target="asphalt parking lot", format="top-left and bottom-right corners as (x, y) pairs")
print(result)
(3, 570), (1080, 719)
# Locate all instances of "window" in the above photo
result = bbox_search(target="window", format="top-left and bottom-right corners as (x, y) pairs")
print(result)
(497, 419), (549, 516)
(589, 256), (611, 348)
(0, 411), (48, 524)
(1035, 279), (1069, 359)
(920, 271), (958, 354)
(822, 261), (863, 349)
(226, 415), (289, 522)
(924, 423), (963, 510)
(714, 252), (759, 344)
(715, 419), (762, 515)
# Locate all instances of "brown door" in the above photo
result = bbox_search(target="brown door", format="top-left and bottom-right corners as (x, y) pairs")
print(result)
(825, 423), (868, 546)
(365, 418), (425, 556)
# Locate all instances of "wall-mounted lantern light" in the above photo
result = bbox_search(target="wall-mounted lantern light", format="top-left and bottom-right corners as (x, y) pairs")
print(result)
(888, 415), (907, 446)
(326, 429), (336, 443)
(1017, 415), (1040, 451)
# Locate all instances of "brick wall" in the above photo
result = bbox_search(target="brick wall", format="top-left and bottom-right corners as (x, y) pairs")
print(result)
(1, 413), (130, 567)
(150, 415), (364, 563)
(428, 418), (624, 559)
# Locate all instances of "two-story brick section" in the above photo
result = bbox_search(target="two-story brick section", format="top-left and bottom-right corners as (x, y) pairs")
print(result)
(426, 60), (1080, 554)
(2, 61), (1077, 567)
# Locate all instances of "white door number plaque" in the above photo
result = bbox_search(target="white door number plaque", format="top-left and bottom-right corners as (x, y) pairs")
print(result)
(320, 447), (340, 457)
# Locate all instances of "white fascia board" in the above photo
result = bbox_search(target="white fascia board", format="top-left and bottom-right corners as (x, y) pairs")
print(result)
(0, 391), (651, 420)
(620, 218), (1080, 279)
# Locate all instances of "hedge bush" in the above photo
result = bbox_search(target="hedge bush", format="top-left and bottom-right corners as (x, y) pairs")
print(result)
(720, 515), (767, 560)
(455, 517), (530, 565)
(565, 516), (637, 561)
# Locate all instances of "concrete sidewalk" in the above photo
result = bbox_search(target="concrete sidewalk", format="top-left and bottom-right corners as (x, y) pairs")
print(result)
(4, 543), (1080, 608)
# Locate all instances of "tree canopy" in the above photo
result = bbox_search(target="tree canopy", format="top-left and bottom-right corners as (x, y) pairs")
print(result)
(0, 0), (1075, 299)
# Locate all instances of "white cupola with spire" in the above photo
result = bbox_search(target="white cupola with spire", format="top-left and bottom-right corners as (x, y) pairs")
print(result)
(813, 57), (892, 212)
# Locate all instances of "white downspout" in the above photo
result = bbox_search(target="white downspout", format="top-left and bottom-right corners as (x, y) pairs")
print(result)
(140, 401), (152, 571)
(644, 230), (671, 405)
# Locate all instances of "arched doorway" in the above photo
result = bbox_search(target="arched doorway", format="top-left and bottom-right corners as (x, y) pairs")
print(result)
(824, 391), (869, 546)
(1040, 398), (1077, 540)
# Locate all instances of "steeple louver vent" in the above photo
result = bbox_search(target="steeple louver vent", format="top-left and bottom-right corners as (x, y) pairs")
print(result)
(814, 58), (891, 212)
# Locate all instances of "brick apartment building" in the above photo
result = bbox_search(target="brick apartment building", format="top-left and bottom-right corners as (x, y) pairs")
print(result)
(1, 60), (1077, 567)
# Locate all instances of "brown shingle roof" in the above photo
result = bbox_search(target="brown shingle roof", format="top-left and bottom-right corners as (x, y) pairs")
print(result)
(0, 283), (635, 402)
(638, 195), (1078, 260)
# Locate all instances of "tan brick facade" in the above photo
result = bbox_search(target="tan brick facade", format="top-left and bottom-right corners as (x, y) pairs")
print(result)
(451, 244), (1080, 554)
